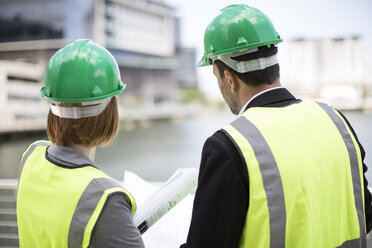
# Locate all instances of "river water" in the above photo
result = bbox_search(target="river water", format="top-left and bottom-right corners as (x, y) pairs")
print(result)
(1, 110), (372, 184)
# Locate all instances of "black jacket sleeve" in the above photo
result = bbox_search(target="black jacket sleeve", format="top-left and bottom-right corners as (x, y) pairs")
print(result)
(181, 131), (249, 248)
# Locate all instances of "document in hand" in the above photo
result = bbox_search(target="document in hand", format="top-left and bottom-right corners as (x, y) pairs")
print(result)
(125, 168), (198, 234)
(123, 170), (196, 247)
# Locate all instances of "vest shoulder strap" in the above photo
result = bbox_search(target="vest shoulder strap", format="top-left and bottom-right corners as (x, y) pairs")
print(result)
(317, 102), (366, 246)
(19, 140), (51, 178)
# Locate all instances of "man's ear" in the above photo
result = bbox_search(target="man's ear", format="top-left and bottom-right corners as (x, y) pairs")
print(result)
(224, 69), (239, 92)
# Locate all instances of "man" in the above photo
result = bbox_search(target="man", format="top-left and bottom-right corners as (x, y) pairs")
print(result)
(182, 4), (372, 248)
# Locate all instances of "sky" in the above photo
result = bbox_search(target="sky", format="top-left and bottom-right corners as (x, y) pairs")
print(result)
(164, 0), (372, 97)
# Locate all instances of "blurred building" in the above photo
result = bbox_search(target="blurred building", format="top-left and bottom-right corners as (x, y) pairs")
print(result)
(0, 0), (198, 133)
(279, 36), (372, 110)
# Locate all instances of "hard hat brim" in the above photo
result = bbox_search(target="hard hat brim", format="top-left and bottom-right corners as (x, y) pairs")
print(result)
(197, 39), (283, 68)
(197, 56), (210, 67)
(40, 82), (126, 104)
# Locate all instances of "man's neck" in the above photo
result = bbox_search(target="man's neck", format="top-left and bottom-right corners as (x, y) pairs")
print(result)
(238, 80), (282, 114)
(240, 80), (281, 105)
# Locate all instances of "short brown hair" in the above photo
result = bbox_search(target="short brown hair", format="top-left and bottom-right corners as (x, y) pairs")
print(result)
(215, 45), (280, 86)
(47, 97), (119, 147)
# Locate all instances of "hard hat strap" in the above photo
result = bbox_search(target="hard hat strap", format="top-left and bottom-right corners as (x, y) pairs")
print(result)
(50, 98), (111, 119)
(212, 48), (278, 73)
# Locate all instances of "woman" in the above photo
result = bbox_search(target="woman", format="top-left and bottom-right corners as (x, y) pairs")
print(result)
(17, 39), (144, 248)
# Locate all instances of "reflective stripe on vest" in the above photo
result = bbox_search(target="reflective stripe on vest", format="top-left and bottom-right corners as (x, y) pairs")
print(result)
(68, 177), (133, 247)
(223, 100), (365, 247)
(230, 116), (286, 247)
(17, 141), (136, 248)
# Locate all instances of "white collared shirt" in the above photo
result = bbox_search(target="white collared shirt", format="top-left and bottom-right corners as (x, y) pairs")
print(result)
(238, 86), (283, 115)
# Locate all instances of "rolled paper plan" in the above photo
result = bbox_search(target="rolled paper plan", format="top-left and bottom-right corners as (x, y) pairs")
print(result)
(133, 168), (198, 234)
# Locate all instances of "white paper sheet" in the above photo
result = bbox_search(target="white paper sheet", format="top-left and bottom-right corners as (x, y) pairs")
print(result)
(123, 169), (197, 248)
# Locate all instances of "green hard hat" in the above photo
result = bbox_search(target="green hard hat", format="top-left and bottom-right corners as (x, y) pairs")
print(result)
(41, 39), (125, 103)
(198, 4), (283, 67)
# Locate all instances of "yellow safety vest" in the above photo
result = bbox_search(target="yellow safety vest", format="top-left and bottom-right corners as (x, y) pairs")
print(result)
(17, 141), (136, 248)
(222, 100), (366, 248)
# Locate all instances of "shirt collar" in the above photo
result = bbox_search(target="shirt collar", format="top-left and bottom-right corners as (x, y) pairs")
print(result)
(47, 144), (96, 168)
(238, 86), (284, 115)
